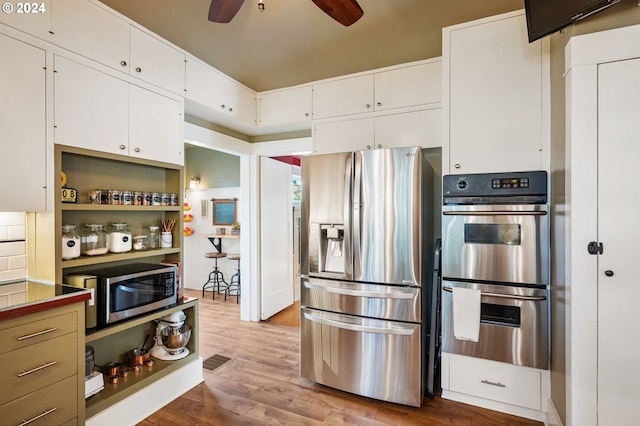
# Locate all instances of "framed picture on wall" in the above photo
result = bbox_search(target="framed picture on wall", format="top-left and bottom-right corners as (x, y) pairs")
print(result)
(212, 198), (237, 225)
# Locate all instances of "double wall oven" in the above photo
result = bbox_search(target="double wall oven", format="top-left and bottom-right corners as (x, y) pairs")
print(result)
(441, 171), (549, 370)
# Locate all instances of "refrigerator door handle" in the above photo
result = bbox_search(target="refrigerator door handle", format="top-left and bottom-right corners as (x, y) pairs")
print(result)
(351, 151), (362, 278)
(303, 311), (415, 336)
(304, 280), (416, 299)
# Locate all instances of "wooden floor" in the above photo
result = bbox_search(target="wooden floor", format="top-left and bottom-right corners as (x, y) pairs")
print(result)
(138, 289), (542, 425)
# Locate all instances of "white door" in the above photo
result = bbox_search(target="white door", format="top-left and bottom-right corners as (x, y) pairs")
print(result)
(260, 157), (293, 319)
(597, 57), (640, 425)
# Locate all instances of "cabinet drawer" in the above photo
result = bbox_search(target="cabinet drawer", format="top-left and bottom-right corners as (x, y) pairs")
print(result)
(0, 375), (77, 426)
(449, 355), (541, 410)
(0, 332), (78, 405)
(0, 311), (77, 355)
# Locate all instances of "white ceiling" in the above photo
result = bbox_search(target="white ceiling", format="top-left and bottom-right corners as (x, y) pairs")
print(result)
(100, 0), (523, 92)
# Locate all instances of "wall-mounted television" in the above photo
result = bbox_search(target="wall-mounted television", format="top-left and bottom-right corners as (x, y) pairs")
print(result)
(524, 0), (622, 42)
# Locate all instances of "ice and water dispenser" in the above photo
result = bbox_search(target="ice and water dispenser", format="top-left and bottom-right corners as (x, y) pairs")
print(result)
(308, 223), (347, 276)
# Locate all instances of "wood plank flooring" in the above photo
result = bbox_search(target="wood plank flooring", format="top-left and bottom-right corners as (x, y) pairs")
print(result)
(138, 289), (542, 425)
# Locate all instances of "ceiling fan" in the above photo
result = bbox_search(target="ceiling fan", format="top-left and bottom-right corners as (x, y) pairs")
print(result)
(208, 0), (364, 26)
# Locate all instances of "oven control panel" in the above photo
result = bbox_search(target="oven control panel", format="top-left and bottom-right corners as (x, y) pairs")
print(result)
(443, 171), (547, 205)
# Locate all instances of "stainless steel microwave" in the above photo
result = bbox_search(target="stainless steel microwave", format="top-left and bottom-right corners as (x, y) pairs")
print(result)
(82, 263), (177, 326)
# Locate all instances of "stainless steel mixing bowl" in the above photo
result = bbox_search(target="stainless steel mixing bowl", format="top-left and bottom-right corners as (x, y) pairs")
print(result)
(160, 324), (191, 352)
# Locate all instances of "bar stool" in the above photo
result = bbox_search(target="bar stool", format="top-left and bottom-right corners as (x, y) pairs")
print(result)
(202, 252), (227, 299)
(226, 254), (241, 304)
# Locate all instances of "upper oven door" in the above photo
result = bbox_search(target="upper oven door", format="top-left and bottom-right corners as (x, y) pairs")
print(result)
(442, 204), (549, 286)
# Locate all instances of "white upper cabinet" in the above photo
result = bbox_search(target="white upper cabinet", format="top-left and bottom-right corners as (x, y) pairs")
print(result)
(258, 85), (312, 128)
(375, 61), (441, 111)
(313, 109), (441, 154)
(129, 85), (183, 165)
(129, 26), (185, 96)
(52, 0), (130, 73)
(0, 34), (47, 212)
(312, 59), (442, 121)
(185, 55), (256, 126)
(52, 0), (185, 96)
(54, 55), (129, 155)
(313, 74), (374, 120)
(443, 11), (549, 174)
(54, 56), (183, 165)
(0, 0), (52, 41)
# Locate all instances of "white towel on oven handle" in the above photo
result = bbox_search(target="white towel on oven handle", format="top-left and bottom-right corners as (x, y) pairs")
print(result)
(452, 287), (481, 342)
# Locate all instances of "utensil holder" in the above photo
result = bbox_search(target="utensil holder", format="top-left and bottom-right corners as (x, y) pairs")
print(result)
(160, 232), (172, 248)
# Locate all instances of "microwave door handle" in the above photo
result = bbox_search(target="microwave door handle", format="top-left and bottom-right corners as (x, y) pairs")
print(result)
(442, 286), (547, 301)
(304, 280), (415, 299)
(303, 311), (415, 336)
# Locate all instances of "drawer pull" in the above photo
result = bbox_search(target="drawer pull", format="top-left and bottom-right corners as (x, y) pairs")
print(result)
(17, 327), (57, 341)
(481, 379), (506, 388)
(18, 361), (57, 377)
(19, 407), (57, 426)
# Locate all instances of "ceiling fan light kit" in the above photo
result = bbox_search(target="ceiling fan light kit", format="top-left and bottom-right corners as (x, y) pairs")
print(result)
(208, 0), (363, 26)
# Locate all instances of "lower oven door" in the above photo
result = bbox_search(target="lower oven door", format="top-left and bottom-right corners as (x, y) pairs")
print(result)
(301, 307), (422, 407)
(441, 280), (548, 369)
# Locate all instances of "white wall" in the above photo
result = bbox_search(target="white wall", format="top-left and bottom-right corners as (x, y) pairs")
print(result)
(0, 212), (26, 282)
(182, 188), (241, 292)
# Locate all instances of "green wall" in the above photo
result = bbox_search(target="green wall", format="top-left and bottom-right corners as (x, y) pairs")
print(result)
(184, 145), (240, 189)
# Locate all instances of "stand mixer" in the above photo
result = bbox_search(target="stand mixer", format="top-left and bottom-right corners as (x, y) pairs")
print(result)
(149, 310), (191, 361)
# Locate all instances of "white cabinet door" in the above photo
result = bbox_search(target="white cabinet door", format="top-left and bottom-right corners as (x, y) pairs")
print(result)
(0, 0), (52, 41)
(54, 56), (129, 155)
(313, 117), (374, 154)
(597, 57), (640, 426)
(129, 26), (185, 96)
(225, 80), (256, 125)
(129, 85), (183, 165)
(258, 85), (312, 127)
(185, 56), (226, 108)
(375, 61), (442, 112)
(52, 0), (129, 74)
(0, 34), (46, 211)
(375, 109), (441, 149)
(444, 11), (546, 174)
(312, 74), (374, 120)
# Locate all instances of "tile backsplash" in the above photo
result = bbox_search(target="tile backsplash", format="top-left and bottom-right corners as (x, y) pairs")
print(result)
(0, 213), (26, 282)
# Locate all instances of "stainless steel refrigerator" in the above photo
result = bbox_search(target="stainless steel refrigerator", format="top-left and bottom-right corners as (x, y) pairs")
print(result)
(300, 146), (436, 407)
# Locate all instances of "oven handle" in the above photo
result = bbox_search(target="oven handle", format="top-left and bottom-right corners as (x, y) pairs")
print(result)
(442, 286), (546, 301)
(442, 211), (547, 216)
(304, 280), (416, 299)
(303, 311), (415, 335)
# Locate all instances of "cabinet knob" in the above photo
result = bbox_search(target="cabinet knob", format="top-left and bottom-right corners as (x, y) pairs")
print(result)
(220, 104), (225, 109)
(377, 144), (382, 149)
(120, 60), (127, 67)
(305, 112), (309, 117)
(134, 147), (141, 153)
(119, 144), (126, 150)
(455, 163), (461, 169)
(605, 270), (614, 277)
(377, 102), (382, 107)
(366, 145), (372, 150)
(365, 104), (371, 109)
(135, 67), (142, 73)
(228, 107), (233, 112)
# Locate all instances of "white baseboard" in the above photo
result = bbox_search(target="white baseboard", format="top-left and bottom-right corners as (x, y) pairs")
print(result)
(86, 357), (204, 426)
(545, 397), (563, 426)
(442, 389), (546, 423)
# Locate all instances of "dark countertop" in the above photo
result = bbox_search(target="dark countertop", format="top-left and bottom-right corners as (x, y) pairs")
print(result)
(0, 280), (91, 322)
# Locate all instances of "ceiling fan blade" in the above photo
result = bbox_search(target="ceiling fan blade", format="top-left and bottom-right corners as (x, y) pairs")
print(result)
(311, 0), (364, 26)
(208, 0), (245, 23)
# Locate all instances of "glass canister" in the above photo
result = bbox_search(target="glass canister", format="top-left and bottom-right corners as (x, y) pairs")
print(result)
(147, 226), (160, 249)
(108, 223), (132, 253)
(81, 224), (108, 256)
(133, 235), (148, 251)
(61, 224), (81, 260)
